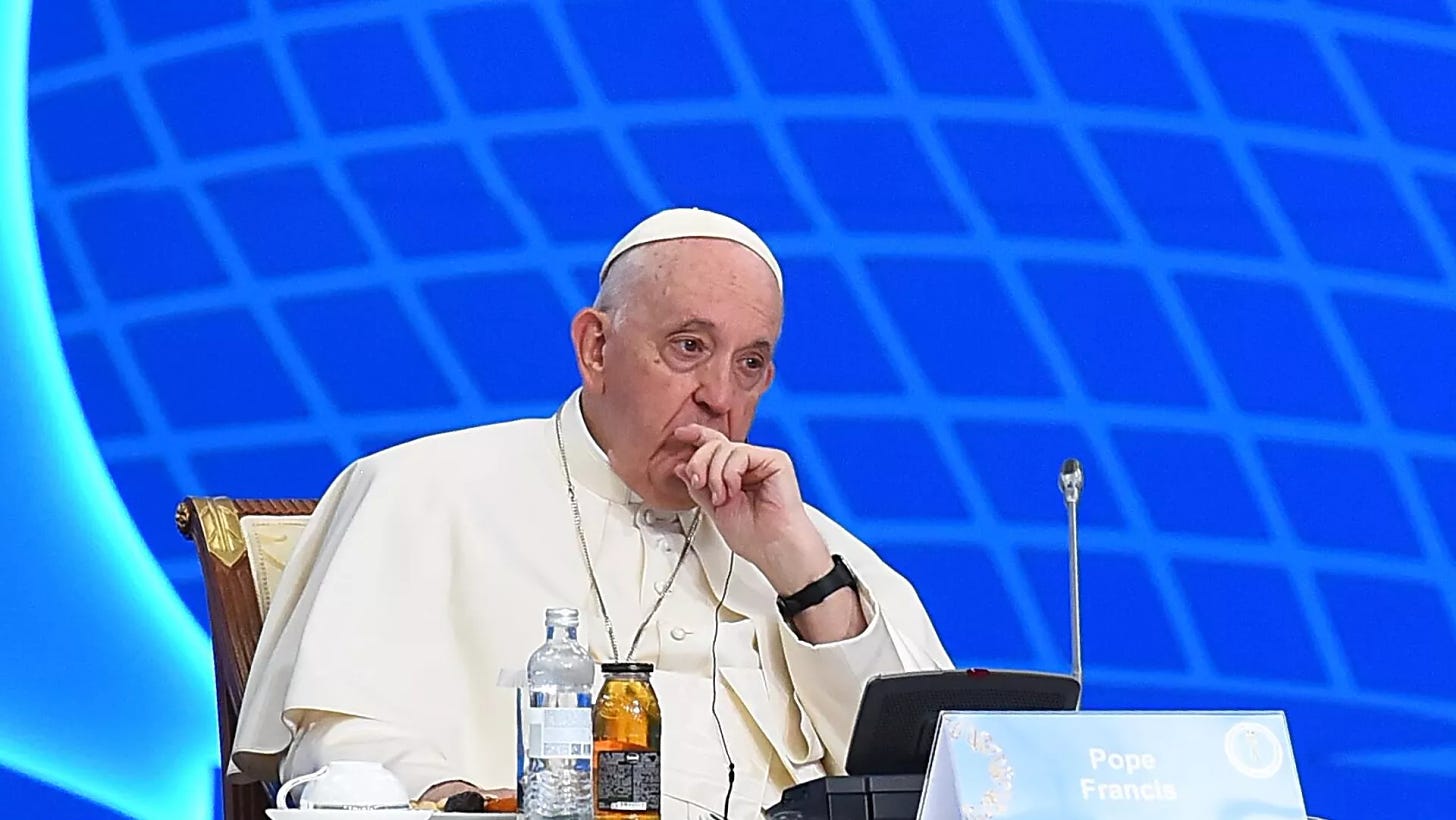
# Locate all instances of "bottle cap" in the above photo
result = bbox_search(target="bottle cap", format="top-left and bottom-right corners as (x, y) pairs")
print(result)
(544, 607), (580, 627)
(601, 662), (653, 674)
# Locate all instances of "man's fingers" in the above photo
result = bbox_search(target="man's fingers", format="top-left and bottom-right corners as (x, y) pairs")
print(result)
(683, 439), (722, 489)
(706, 441), (738, 505)
(722, 448), (751, 499)
(673, 427), (795, 508)
(675, 463), (713, 509)
(673, 423), (728, 446)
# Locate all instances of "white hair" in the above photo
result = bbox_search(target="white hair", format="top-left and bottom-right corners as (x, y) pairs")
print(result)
(592, 244), (651, 328)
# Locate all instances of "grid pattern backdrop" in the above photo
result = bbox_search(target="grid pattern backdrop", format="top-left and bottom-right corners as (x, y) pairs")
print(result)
(15, 0), (1456, 816)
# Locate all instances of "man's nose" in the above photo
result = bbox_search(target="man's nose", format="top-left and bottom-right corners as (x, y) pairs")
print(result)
(693, 359), (734, 417)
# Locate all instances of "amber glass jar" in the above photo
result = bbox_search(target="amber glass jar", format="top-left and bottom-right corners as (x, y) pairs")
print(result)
(593, 662), (661, 820)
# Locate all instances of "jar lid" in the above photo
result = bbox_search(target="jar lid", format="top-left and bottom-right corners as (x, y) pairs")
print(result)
(601, 662), (653, 674)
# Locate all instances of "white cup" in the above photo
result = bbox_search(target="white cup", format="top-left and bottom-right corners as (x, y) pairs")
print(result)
(276, 760), (411, 810)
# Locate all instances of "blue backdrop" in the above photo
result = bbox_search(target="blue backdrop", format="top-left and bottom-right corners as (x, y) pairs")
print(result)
(5, 0), (1455, 817)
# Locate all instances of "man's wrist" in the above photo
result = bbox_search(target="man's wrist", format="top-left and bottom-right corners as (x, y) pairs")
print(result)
(759, 533), (835, 596)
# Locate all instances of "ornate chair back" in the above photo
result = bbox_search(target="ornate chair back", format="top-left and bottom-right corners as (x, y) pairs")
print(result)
(176, 496), (317, 820)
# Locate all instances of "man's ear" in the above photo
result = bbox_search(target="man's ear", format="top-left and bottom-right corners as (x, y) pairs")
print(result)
(572, 308), (610, 392)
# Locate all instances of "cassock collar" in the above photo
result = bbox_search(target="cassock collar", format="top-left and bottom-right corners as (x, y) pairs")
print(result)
(558, 388), (639, 506)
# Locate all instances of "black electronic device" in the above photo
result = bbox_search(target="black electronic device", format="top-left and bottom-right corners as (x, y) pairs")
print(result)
(845, 667), (1082, 777)
(766, 774), (923, 820)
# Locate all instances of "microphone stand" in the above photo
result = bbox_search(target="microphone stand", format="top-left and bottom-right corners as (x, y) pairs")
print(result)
(1060, 458), (1084, 707)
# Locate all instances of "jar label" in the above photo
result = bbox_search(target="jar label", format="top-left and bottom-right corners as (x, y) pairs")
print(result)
(596, 750), (661, 811)
(527, 707), (593, 759)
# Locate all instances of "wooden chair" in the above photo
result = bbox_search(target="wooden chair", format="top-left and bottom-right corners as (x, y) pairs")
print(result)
(176, 496), (318, 820)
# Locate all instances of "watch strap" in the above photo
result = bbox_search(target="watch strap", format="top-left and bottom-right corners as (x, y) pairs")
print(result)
(776, 554), (857, 619)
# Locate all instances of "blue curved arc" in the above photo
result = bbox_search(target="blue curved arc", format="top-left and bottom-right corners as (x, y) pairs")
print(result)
(0, 4), (214, 818)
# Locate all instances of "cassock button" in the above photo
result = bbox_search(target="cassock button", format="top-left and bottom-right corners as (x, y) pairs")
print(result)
(669, 627), (688, 641)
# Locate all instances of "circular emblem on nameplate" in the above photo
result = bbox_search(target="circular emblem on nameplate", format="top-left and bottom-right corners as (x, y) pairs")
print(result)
(946, 720), (1014, 820)
(1224, 721), (1284, 779)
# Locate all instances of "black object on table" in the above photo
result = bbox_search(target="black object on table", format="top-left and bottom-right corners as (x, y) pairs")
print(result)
(442, 790), (488, 812)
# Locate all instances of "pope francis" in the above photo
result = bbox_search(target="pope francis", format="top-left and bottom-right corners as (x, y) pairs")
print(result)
(231, 208), (953, 818)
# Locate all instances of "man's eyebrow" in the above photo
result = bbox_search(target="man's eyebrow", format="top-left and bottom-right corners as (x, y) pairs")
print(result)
(671, 318), (718, 333)
(669, 318), (774, 352)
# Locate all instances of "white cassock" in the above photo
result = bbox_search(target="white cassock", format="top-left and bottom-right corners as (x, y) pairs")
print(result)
(232, 391), (953, 818)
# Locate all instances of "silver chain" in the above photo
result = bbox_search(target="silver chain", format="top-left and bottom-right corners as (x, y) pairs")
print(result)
(554, 408), (701, 662)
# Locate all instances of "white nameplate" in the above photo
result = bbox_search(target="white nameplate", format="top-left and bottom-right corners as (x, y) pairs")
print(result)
(917, 711), (1307, 820)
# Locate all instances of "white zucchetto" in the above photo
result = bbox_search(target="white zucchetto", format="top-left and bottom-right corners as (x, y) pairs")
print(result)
(599, 207), (783, 291)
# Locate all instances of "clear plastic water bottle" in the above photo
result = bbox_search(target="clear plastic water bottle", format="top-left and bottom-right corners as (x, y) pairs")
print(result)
(524, 607), (594, 820)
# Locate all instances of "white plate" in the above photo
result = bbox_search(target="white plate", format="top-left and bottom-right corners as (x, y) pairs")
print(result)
(265, 810), (432, 820)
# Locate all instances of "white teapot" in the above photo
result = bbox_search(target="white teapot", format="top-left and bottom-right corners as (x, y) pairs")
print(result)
(276, 760), (411, 810)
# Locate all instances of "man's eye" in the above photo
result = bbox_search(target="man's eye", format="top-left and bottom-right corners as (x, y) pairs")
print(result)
(742, 356), (764, 370)
(676, 338), (703, 353)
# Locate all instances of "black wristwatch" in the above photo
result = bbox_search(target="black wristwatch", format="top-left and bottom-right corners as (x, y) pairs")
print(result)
(776, 555), (859, 620)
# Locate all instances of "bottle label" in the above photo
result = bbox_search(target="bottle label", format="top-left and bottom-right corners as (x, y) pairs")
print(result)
(526, 707), (593, 759)
(595, 750), (661, 812)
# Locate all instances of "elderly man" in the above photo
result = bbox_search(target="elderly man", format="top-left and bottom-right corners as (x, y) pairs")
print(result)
(232, 208), (952, 818)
